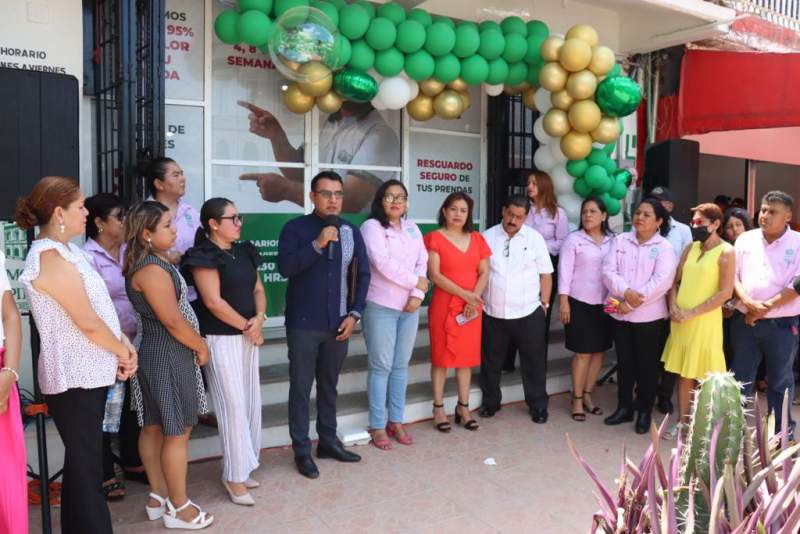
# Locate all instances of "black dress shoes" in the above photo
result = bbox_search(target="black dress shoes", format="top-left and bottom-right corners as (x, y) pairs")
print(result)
(635, 412), (652, 434)
(295, 455), (319, 479)
(478, 405), (500, 418)
(603, 407), (634, 426)
(317, 441), (362, 462)
(656, 397), (674, 415)
(530, 408), (548, 424)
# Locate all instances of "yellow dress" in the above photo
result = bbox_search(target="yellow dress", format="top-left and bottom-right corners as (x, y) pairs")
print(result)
(661, 241), (731, 380)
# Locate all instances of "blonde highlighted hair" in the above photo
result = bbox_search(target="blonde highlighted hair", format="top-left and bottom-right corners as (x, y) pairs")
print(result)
(528, 171), (559, 219)
(122, 201), (169, 277)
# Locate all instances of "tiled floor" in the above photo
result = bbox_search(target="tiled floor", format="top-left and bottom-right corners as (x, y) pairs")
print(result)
(28, 386), (798, 533)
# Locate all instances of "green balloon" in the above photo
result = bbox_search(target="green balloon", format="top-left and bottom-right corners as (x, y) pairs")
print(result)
(460, 55), (489, 85)
(239, 0), (272, 14)
(590, 188), (606, 198)
(501, 16), (526, 36)
(404, 50), (435, 80)
(274, 0), (308, 18)
(603, 142), (617, 156)
(355, 0), (375, 19)
(566, 159), (589, 178)
(325, 0), (345, 8)
(524, 35), (545, 64)
(333, 69), (378, 102)
(425, 22), (456, 56)
(505, 62), (527, 85)
(237, 10), (272, 46)
(374, 47), (404, 77)
(339, 4), (370, 40)
(584, 165), (608, 189)
(605, 195), (621, 216)
(407, 8), (432, 27)
(433, 53), (460, 83)
(366, 17), (397, 51)
(395, 20), (426, 53)
(609, 63), (622, 77)
(613, 168), (633, 187)
(485, 58), (509, 85)
(312, 1), (339, 26)
(479, 20), (501, 33)
(377, 2), (406, 24)
(526, 20), (549, 38)
(478, 29), (505, 60)
(573, 178), (592, 198)
(347, 39), (375, 70)
(526, 60), (543, 86)
(215, 10), (240, 45)
(434, 16), (455, 28)
(587, 148), (608, 167)
(501, 33), (527, 63)
(610, 179), (628, 200)
(331, 34), (351, 66)
(602, 158), (617, 176)
(452, 24), (480, 58)
(596, 76), (642, 117)
(598, 175), (614, 194)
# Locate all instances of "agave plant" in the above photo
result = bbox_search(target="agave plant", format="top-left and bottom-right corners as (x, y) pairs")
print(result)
(567, 372), (800, 533)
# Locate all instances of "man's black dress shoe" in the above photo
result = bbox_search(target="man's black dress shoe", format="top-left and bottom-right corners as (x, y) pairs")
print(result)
(603, 407), (634, 426)
(530, 408), (548, 424)
(656, 397), (674, 415)
(635, 412), (652, 435)
(317, 441), (362, 462)
(478, 405), (500, 418)
(295, 455), (319, 479)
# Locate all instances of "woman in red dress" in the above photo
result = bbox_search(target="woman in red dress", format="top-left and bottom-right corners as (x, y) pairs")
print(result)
(424, 193), (491, 432)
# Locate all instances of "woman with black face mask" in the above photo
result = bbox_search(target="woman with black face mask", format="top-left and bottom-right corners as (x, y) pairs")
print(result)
(660, 203), (735, 440)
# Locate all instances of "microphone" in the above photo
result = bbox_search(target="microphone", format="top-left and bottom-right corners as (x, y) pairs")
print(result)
(324, 215), (340, 260)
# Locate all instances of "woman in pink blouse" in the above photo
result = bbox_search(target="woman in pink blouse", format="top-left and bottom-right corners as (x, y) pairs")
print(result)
(602, 198), (677, 434)
(361, 180), (429, 449)
(559, 197), (614, 422)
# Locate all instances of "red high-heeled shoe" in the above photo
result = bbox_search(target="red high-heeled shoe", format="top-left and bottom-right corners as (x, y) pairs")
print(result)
(386, 422), (413, 445)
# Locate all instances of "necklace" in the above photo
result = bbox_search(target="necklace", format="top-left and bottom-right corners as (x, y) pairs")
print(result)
(211, 239), (236, 259)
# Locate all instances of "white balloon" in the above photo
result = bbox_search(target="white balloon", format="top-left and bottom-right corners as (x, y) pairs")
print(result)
(533, 116), (552, 145)
(549, 141), (568, 164)
(407, 78), (420, 100)
(559, 192), (583, 225)
(552, 165), (573, 195)
(534, 146), (557, 172)
(534, 88), (552, 113)
(484, 83), (504, 97)
(378, 77), (411, 110)
(371, 94), (388, 110)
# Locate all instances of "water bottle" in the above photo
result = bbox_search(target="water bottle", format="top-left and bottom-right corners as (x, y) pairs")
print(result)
(102, 380), (126, 433)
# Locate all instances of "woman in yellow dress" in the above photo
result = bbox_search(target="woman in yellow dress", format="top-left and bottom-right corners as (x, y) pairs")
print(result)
(661, 203), (735, 439)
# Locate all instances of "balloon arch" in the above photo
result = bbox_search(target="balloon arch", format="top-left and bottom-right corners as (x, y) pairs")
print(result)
(215, 0), (642, 218)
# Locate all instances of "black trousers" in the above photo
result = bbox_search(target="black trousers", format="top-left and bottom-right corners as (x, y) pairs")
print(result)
(46, 387), (113, 534)
(287, 328), (349, 457)
(481, 308), (548, 412)
(613, 319), (669, 414)
(102, 380), (142, 480)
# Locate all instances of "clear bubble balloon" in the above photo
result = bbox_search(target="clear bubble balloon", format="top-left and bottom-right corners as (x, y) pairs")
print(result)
(268, 6), (344, 83)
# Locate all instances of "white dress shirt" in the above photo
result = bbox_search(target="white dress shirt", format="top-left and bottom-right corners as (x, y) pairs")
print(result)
(481, 223), (554, 320)
(665, 218), (693, 260)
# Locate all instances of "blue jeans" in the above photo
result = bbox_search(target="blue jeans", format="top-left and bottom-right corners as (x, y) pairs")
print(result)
(362, 301), (419, 430)
(730, 313), (797, 434)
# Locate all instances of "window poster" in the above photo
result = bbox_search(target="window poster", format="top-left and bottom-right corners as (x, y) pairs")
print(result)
(165, 104), (205, 209)
(164, 0), (205, 101)
(1, 222), (27, 313)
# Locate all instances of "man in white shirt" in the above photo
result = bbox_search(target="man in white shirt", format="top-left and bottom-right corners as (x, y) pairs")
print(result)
(479, 195), (554, 423)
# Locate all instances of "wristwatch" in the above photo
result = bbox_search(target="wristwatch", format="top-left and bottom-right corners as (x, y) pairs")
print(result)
(348, 312), (361, 324)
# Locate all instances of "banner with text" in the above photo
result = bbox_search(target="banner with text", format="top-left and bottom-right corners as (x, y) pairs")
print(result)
(165, 0), (204, 101)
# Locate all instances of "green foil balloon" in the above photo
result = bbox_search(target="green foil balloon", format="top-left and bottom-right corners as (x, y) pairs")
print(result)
(374, 47), (404, 77)
(237, 10), (272, 46)
(404, 50), (435, 80)
(505, 62), (527, 85)
(433, 53), (460, 83)
(452, 24), (480, 58)
(338, 4), (370, 40)
(526, 19), (549, 38)
(377, 2), (406, 25)
(609, 63), (622, 77)
(347, 39), (374, 70)
(239, 0), (273, 14)
(573, 178), (592, 198)
(501, 16), (526, 36)
(613, 168), (633, 187)
(425, 22), (456, 56)
(596, 76), (642, 117)
(365, 17), (396, 51)
(460, 55), (489, 85)
(395, 20), (426, 53)
(566, 159), (589, 178)
(407, 8), (432, 27)
(215, 10), (240, 45)
(485, 57), (509, 85)
(333, 69), (378, 102)
(478, 29), (505, 60)
(501, 33), (527, 63)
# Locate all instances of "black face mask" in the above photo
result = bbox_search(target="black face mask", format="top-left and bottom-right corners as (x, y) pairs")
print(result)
(691, 225), (711, 243)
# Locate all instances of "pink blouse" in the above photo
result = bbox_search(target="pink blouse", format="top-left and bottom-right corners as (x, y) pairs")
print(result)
(525, 203), (569, 256)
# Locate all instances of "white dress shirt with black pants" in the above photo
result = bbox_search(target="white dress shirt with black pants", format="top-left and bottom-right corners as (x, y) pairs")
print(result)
(480, 224), (554, 413)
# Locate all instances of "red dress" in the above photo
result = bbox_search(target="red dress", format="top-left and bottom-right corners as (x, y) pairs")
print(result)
(424, 231), (492, 368)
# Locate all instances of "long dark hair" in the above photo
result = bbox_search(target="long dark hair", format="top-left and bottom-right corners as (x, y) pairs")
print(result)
(722, 207), (754, 242)
(140, 157), (177, 197)
(578, 196), (612, 235)
(85, 193), (125, 239)
(637, 197), (671, 237)
(195, 197), (234, 246)
(437, 192), (475, 233)
(122, 201), (168, 276)
(368, 179), (408, 228)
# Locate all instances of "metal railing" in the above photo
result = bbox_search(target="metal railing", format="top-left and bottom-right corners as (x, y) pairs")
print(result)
(709, 0), (800, 32)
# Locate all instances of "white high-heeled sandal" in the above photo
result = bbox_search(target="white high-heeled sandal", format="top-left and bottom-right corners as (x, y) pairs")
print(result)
(145, 492), (167, 521)
(244, 477), (260, 489)
(163, 498), (214, 530)
(221, 479), (255, 506)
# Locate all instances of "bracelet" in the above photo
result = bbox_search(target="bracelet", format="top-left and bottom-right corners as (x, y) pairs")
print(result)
(0, 367), (19, 382)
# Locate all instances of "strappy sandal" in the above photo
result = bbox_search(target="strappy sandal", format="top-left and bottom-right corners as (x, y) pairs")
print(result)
(145, 492), (167, 521)
(571, 395), (586, 422)
(102, 478), (125, 501)
(163, 498), (214, 530)
(454, 401), (479, 431)
(369, 429), (393, 450)
(432, 403), (451, 433)
(583, 390), (603, 415)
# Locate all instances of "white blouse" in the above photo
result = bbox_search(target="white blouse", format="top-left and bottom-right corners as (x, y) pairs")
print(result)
(21, 239), (119, 395)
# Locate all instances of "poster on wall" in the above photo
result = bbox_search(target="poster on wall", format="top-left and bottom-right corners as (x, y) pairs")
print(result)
(1, 222), (28, 313)
(165, 104), (205, 209)
(165, 0), (205, 101)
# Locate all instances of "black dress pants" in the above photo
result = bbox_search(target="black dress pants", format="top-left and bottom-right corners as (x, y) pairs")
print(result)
(287, 328), (349, 457)
(46, 386), (113, 534)
(481, 308), (548, 412)
(613, 319), (669, 414)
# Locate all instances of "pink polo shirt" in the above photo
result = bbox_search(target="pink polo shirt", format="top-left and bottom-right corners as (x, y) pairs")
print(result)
(602, 231), (677, 323)
(361, 218), (428, 311)
(83, 239), (137, 340)
(524, 203), (569, 256)
(558, 230), (614, 305)
(734, 227), (800, 318)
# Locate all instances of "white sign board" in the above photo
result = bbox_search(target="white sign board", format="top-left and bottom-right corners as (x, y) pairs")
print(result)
(165, 0), (205, 101)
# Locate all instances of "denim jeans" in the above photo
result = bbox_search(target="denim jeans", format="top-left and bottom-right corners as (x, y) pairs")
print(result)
(362, 301), (419, 430)
(730, 312), (797, 434)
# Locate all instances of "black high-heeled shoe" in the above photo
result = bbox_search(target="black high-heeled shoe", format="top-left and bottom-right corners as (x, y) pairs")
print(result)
(454, 401), (479, 431)
(432, 403), (451, 433)
(571, 395), (586, 422)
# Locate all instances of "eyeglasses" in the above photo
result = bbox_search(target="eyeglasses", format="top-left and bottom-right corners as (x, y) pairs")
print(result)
(383, 194), (408, 204)
(314, 190), (345, 200)
(218, 214), (244, 225)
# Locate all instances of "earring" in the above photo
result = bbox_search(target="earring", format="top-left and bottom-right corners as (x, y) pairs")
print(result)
(98, 227), (104, 234)
(59, 223), (65, 234)
(146, 237), (152, 246)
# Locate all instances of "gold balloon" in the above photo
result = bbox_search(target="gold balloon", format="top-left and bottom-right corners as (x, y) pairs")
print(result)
(283, 84), (315, 114)
(459, 90), (471, 111)
(316, 91), (343, 114)
(448, 78), (468, 92)
(433, 89), (464, 119)
(566, 70), (598, 100)
(522, 87), (537, 110)
(543, 108), (571, 137)
(591, 116), (621, 144)
(296, 61), (333, 97)
(565, 24), (599, 47)
(558, 38), (592, 73)
(503, 82), (527, 95)
(407, 94), (435, 121)
(540, 36), (564, 62)
(539, 62), (568, 92)
(551, 89), (574, 111)
(589, 46), (615, 76)
(284, 59), (301, 72)
(420, 78), (445, 97)
(560, 131), (593, 160)
(568, 99), (602, 133)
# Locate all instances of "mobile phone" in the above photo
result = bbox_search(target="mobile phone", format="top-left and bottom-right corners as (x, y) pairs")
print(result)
(455, 312), (477, 326)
